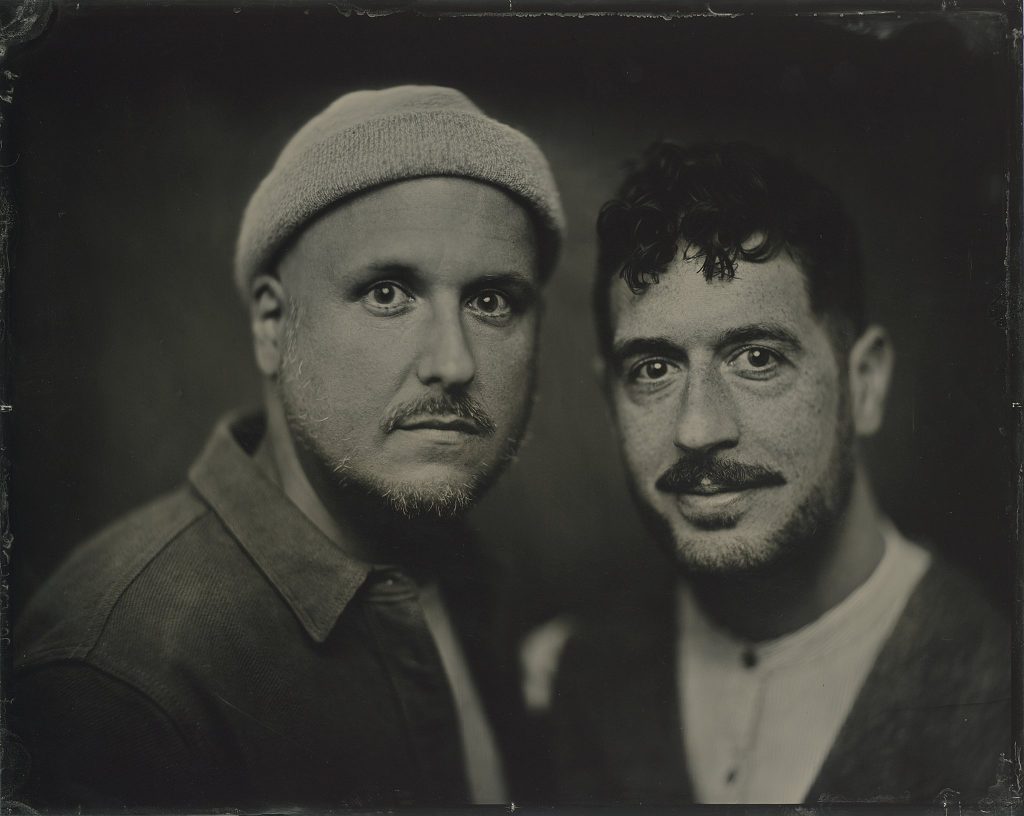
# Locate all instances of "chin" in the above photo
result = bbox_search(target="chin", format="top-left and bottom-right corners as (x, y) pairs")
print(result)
(352, 463), (503, 521)
(669, 526), (787, 576)
(381, 459), (482, 486)
(377, 482), (479, 520)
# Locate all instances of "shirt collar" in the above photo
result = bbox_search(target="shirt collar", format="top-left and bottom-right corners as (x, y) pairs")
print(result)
(677, 524), (931, 670)
(188, 411), (370, 644)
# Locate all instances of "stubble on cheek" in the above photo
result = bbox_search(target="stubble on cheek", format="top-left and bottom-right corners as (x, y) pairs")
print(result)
(765, 367), (840, 480)
(616, 397), (676, 502)
(277, 302), (367, 478)
(619, 368), (851, 574)
(274, 303), (539, 518)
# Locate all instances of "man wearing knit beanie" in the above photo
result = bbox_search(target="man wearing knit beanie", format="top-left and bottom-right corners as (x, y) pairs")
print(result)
(15, 86), (564, 810)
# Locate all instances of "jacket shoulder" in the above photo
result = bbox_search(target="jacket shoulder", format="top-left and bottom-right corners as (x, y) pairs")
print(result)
(15, 487), (211, 667)
(900, 556), (1009, 691)
(810, 556), (1011, 803)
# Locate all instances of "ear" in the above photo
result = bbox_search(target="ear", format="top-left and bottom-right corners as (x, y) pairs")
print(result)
(846, 325), (893, 437)
(250, 274), (287, 378)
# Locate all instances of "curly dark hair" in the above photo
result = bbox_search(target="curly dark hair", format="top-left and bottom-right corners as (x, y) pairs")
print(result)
(594, 141), (866, 357)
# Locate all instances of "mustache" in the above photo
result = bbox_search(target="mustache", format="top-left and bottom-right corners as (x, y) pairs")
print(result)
(655, 453), (786, 493)
(380, 392), (497, 436)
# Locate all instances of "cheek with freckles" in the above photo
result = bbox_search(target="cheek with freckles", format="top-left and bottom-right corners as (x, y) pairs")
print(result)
(737, 359), (842, 488)
(612, 394), (678, 496)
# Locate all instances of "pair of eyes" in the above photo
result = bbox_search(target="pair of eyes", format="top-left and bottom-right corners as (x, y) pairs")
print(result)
(629, 348), (784, 383)
(362, 281), (513, 320)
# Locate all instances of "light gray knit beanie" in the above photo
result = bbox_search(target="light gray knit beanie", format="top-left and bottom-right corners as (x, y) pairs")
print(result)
(235, 85), (565, 296)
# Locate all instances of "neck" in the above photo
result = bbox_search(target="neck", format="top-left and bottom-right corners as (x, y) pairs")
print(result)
(689, 466), (885, 643)
(258, 389), (459, 569)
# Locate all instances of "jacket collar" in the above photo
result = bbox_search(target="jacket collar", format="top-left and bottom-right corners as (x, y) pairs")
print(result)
(188, 411), (370, 644)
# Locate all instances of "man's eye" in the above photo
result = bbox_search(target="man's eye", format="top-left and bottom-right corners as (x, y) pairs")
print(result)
(466, 290), (512, 321)
(361, 281), (414, 315)
(729, 347), (782, 378)
(629, 359), (678, 383)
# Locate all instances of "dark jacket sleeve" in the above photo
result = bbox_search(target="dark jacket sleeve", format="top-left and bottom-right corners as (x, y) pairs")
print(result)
(12, 662), (209, 810)
(548, 635), (614, 804)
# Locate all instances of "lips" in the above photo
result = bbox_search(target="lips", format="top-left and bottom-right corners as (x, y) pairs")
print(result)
(673, 483), (764, 523)
(680, 478), (745, 497)
(673, 480), (777, 514)
(668, 475), (785, 526)
(396, 415), (482, 435)
(676, 482), (755, 506)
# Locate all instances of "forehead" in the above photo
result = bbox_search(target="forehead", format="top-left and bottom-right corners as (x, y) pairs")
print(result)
(609, 252), (821, 346)
(282, 177), (538, 283)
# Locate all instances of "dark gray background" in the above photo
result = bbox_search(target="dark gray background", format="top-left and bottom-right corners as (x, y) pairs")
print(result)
(7, 7), (1015, 629)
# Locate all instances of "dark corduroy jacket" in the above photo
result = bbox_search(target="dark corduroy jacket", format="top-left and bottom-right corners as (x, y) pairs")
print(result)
(551, 556), (1011, 805)
(12, 414), (533, 811)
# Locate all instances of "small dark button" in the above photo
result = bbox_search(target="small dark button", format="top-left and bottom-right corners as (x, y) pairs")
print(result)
(726, 767), (738, 784)
(742, 648), (758, 669)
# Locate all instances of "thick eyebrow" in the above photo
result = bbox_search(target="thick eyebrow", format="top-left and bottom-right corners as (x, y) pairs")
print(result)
(611, 324), (803, 366)
(362, 261), (424, 287)
(716, 323), (803, 353)
(469, 271), (540, 301)
(610, 336), (686, 366)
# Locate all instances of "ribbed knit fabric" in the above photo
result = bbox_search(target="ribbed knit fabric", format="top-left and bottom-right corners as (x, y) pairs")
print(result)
(235, 86), (565, 295)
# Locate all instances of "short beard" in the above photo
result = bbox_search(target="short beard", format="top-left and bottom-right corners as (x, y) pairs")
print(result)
(335, 437), (524, 521)
(632, 391), (856, 578)
(276, 301), (531, 521)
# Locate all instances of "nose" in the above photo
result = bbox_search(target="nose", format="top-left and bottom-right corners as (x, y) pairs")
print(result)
(673, 369), (740, 454)
(416, 307), (477, 389)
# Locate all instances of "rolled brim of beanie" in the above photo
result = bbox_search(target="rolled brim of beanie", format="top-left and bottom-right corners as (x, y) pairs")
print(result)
(235, 109), (564, 295)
